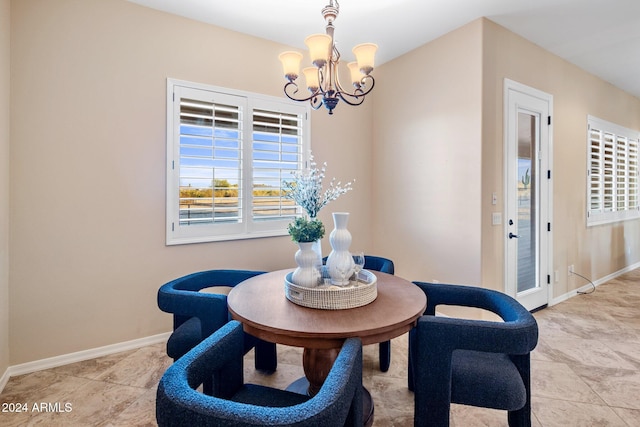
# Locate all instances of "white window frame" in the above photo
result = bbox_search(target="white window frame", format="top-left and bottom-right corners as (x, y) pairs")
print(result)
(587, 115), (640, 226)
(166, 79), (310, 245)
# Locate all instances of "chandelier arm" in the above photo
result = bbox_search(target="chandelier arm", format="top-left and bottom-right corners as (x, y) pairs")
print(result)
(335, 75), (375, 106)
(283, 81), (322, 103)
(358, 74), (375, 95)
(332, 59), (348, 95)
(336, 91), (364, 106)
(310, 98), (323, 110)
(318, 67), (328, 94)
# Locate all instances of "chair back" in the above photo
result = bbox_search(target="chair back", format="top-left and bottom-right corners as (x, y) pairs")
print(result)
(410, 282), (538, 427)
(157, 269), (276, 376)
(157, 321), (363, 427)
(364, 255), (394, 274)
(158, 269), (265, 338)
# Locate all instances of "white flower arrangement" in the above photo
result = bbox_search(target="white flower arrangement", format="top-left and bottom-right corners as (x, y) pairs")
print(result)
(283, 155), (354, 219)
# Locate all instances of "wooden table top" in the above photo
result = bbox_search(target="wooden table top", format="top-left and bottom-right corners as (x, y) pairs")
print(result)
(228, 269), (427, 349)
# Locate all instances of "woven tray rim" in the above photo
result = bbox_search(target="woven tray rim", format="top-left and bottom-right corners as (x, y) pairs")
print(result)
(284, 270), (378, 310)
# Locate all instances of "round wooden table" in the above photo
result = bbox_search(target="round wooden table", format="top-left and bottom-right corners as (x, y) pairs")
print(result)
(228, 269), (427, 426)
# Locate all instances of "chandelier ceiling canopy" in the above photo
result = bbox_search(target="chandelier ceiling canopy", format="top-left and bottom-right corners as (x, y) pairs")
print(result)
(278, 0), (377, 115)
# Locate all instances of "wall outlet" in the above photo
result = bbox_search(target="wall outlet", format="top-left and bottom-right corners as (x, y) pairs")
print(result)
(568, 264), (574, 276)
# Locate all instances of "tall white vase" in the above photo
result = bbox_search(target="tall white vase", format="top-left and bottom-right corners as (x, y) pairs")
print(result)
(326, 212), (355, 285)
(291, 241), (321, 287)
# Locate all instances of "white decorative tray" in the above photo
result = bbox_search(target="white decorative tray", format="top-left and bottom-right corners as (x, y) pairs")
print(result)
(284, 270), (377, 310)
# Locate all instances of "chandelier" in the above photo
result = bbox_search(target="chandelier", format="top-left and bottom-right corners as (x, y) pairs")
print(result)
(278, 0), (377, 115)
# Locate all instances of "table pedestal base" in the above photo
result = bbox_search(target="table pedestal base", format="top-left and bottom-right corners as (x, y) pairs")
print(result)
(288, 346), (374, 427)
(303, 347), (340, 396)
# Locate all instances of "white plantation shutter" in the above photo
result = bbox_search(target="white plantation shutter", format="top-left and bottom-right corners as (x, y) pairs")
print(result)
(616, 135), (628, 211)
(587, 116), (640, 226)
(167, 80), (309, 244)
(251, 108), (303, 222)
(178, 95), (243, 226)
(588, 127), (603, 212)
(629, 139), (639, 210)
(603, 132), (615, 211)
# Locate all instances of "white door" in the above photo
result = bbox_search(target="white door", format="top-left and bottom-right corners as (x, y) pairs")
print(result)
(504, 80), (553, 311)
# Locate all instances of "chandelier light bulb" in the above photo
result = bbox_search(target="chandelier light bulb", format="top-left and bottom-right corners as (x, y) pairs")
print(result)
(278, 51), (303, 81)
(352, 43), (378, 75)
(304, 34), (332, 68)
(303, 67), (320, 91)
(347, 62), (362, 88)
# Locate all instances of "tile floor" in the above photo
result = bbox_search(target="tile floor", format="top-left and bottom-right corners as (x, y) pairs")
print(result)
(2, 269), (640, 426)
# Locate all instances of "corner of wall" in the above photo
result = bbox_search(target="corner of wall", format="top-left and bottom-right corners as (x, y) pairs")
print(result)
(1, 0), (11, 379)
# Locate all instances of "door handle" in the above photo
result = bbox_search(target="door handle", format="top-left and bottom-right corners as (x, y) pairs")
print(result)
(509, 232), (520, 239)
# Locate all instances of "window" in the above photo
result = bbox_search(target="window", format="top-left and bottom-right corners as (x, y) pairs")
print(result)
(587, 115), (640, 226)
(166, 79), (310, 245)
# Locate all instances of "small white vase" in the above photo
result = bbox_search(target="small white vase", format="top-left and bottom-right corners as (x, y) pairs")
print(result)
(292, 241), (321, 287)
(326, 212), (355, 285)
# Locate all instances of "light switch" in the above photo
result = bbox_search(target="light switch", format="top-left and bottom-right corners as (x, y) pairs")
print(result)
(492, 212), (502, 225)
(492, 192), (498, 205)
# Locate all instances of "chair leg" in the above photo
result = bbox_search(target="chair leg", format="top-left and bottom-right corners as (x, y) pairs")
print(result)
(414, 402), (451, 427)
(379, 340), (391, 372)
(508, 404), (532, 427)
(254, 339), (277, 373)
(408, 330), (415, 391)
(408, 354), (414, 391)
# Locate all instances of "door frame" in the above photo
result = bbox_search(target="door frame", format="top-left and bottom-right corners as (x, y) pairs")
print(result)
(503, 79), (553, 311)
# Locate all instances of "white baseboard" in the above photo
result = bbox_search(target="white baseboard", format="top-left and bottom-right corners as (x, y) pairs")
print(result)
(550, 261), (640, 306)
(0, 366), (9, 394)
(1, 331), (171, 393)
(1, 261), (639, 394)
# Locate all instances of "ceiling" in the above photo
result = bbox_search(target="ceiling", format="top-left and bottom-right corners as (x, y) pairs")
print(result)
(128, 0), (640, 99)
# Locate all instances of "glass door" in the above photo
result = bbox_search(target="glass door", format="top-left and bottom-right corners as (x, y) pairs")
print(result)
(515, 112), (538, 294)
(504, 80), (552, 311)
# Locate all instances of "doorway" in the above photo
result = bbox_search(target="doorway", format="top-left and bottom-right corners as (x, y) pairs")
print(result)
(504, 79), (553, 311)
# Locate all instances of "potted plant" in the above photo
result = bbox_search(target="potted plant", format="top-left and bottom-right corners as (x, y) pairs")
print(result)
(283, 154), (354, 263)
(288, 217), (325, 243)
(288, 217), (325, 287)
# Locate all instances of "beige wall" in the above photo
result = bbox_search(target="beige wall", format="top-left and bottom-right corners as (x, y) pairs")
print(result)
(372, 16), (640, 300)
(371, 20), (483, 285)
(1, 0), (10, 376)
(9, 0), (372, 364)
(481, 18), (640, 299)
(8, 1), (640, 367)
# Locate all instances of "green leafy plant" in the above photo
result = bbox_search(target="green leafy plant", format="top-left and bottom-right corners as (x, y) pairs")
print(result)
(287, 217), (325, 243)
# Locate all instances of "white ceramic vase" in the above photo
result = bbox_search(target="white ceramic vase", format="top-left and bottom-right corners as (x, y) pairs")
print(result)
(291, 241), (321, 287)
(326, 212), (355, 285)
(311, 238), (323, 270)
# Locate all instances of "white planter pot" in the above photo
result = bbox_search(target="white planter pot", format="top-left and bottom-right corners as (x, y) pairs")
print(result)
(291, 241), (321, 287)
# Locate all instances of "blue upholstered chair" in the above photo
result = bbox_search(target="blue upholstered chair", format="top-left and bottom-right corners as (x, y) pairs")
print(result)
(408, 282), (538, 427)
(157, 269), (277, 376)
(156, 321), (363, 427)
(323, 254), (395, 372)
(363, 255), (395, 372)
